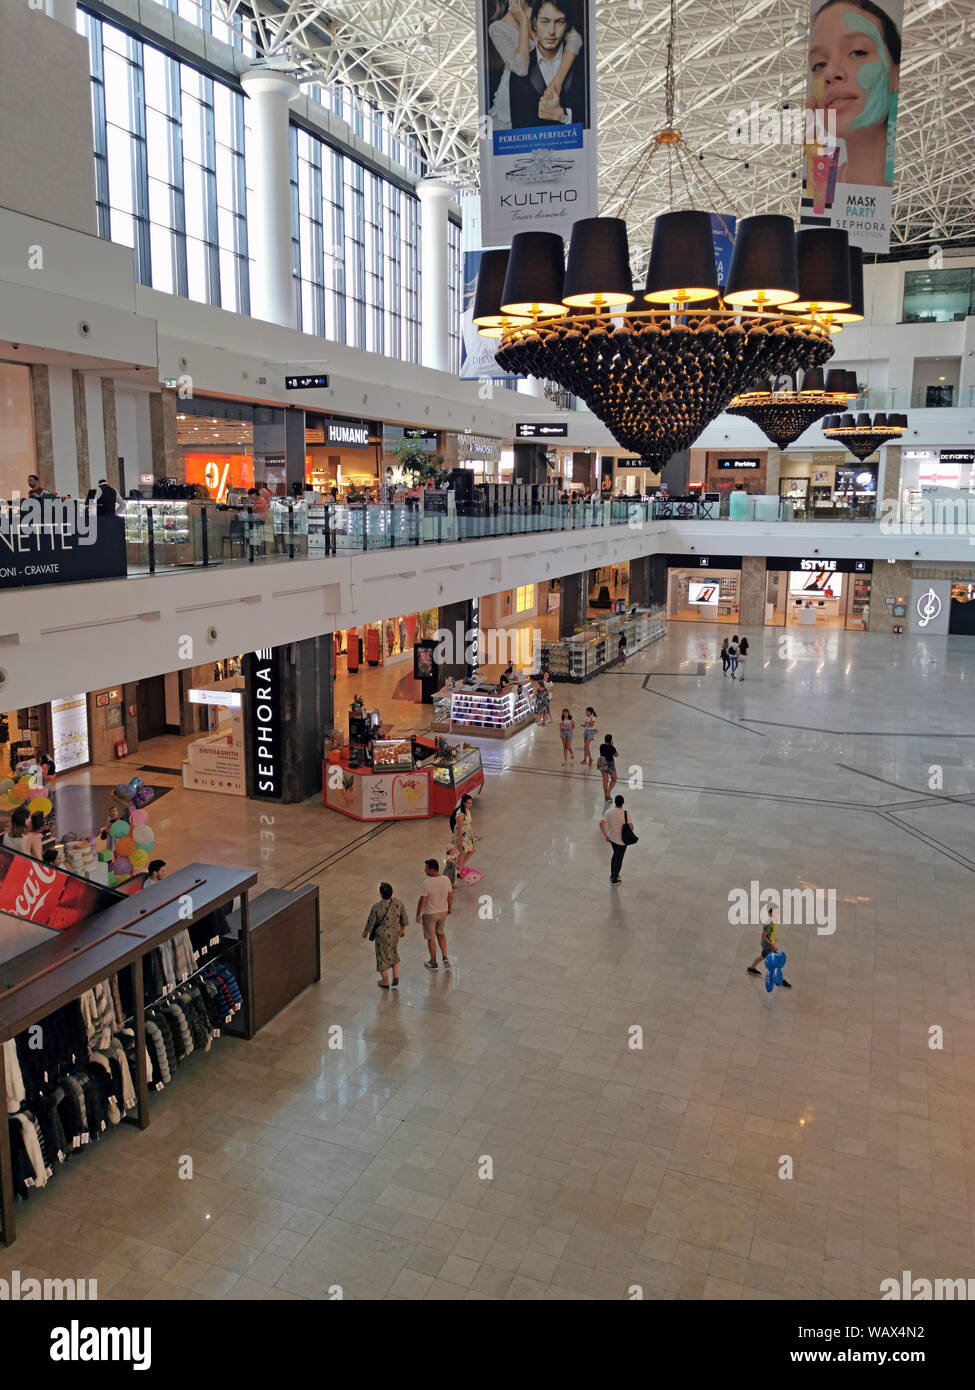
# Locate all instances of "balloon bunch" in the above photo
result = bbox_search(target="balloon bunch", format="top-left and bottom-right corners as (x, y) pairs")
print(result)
(105, 777), (157, 882)
(494, 311), (833, 471)
(0, 775), (52, 820)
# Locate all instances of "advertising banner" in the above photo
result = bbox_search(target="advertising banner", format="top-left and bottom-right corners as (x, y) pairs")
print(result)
(0, 847), (120, 930)
(460, 194), (520, 381)
(477, 0), (598, 246)
(51, 694), (89, 772)
(799, 0), (902, 253)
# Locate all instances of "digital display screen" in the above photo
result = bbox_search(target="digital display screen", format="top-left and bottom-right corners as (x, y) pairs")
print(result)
(688, 581), (720, 605)
(789, 570), (843, 596)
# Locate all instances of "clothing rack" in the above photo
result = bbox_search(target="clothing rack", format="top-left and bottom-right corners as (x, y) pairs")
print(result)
(0, 864), (257, 1246)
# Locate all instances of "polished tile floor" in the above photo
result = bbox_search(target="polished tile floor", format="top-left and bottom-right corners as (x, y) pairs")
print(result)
(5, 623), (975, 1300)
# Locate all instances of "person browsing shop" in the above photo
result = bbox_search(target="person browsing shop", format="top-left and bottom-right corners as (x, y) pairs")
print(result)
(3, 806), (43, 858)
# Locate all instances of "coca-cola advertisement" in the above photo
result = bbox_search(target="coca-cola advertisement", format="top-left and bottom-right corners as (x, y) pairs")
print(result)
(0, 846), (120, 930)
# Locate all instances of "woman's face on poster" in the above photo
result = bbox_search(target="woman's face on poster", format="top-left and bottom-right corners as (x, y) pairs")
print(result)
(808, 3), (899, 138)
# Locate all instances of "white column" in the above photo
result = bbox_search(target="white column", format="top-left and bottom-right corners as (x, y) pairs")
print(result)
(516, 376), (546, 398)
(46, 0), (77, 27)
(47, 366), (80, 499)
(241, 70), (299, 329)
(418, 179), (453, 372)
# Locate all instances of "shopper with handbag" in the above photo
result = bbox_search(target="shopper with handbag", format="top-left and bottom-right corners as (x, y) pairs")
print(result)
(600, 794), (637, 886)
(362, 881), (409, 988)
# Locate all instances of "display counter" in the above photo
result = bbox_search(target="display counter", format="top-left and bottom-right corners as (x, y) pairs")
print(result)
(323, 739), (483, 821)
(414, 739), (485, 816)
(431, 682), (536, 738)
(540, 607), (666, 681)
(122, 498), (310, 567)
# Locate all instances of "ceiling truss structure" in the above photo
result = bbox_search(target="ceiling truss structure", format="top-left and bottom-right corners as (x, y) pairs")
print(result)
(216, 0), (975, 263)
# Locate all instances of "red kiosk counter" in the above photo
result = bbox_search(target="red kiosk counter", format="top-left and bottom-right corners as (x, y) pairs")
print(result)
(323, 738), (483, 822)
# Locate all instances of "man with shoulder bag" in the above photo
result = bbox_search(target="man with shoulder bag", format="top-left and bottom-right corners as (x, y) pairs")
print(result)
(600, 794), (637, 886)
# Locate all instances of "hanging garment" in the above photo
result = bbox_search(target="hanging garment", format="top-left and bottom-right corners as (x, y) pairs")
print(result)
(4, 1039), (25, 1114)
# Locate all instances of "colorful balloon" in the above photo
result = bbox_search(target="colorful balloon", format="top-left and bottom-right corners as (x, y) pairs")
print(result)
(28, 796), (53, 817)
(129, 848), (149, 868)
(116, 835), (137, 857)
(129, 808), (149, 827)
(0, 778), (13, 793)
(131, 824), (154, 846)
(109, 820), (130, 840)
(128, 777), (143, 791)
(133, 787), (154, 807)
(113, 856), (131, 878)
(10, 782), (31, 803)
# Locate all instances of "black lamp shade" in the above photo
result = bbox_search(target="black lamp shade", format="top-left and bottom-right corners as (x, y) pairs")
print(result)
(890, 413), (908, 428)
(792, 228), (851, 312)
(825, 369), (847, 394)
(823, 415), (840, 430)
(845, 371), (859, 395)
(855, 412), (872, 427)
(872, 412), (888, 427)
(839, 414), (856, 427)
(472, 249), (523, 328)
(725, 214), (799, 306)
(801, 367), (826, 394)
(832, 246), (865, 323)
(563, 218), (634, 307)
(643, 210), (720, 304)
(500, 231), (566, 317)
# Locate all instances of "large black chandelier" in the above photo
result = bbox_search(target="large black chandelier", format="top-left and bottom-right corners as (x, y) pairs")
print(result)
(823, 410), (907, 462)
(473, 214), (854, 470)
(726, 367), (857, 449)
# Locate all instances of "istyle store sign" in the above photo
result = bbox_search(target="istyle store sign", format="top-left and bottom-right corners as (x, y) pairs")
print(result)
(765, 557), (872, 574)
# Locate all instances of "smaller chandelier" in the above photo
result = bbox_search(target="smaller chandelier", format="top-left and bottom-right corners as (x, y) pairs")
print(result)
(727, 366), (857, 449)
(823, 411), (907, 462)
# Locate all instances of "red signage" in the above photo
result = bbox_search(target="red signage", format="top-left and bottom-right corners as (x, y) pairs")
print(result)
(0, 847), (120, 930)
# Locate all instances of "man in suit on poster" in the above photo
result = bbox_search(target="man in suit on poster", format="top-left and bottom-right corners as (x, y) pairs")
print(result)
(508, 0), (589, 130)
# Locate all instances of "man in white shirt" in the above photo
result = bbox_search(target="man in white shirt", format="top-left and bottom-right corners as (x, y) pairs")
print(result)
(599, 794), (630, 886)
(416, 857), (453, 969)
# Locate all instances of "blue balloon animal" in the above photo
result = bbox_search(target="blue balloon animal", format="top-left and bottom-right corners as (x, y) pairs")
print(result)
(764, 949), (787, 992)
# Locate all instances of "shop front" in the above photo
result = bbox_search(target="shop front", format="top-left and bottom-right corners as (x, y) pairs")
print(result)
(0, 696), (90, 778)
(764, 556), (873, 630)
(176, 397), (296, 499)
(180, 681), (246, 796)
(900, 448), (975, 518)
(305, 413), (382, 497)
(778, 450), (877, 519)
(666, 555), (742, 625)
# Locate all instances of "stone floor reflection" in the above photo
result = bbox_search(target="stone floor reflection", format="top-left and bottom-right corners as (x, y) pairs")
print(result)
(4, 624), (975, 1300)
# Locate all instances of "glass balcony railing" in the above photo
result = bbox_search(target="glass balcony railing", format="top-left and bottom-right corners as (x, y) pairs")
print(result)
(6, 488), (973, 595)
(844, 387), (975, 410)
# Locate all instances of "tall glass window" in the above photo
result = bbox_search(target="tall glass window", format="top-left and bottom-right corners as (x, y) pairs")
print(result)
(79, 7), (249, 314)
(292, 126), (423, 363)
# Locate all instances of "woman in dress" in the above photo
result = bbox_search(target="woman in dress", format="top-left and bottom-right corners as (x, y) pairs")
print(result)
(451, 793), (477, 877)
(582, 706), (597, 766)
(362, 881), (409, 988)
(618, 632), (627, 666)
(487, 0), (583, 131)
(559, 708), (575, 765)
(535, 669), (552, 726)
